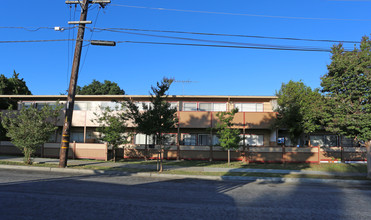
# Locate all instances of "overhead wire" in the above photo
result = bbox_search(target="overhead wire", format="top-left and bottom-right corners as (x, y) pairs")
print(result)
(116, 40), (335, 52)
(88, 27), (343, 51)
(0, 26), (360, 44)
(93, 27), (360, 44)
(0, 38), (354, 52)
(110, 4), (371, 21)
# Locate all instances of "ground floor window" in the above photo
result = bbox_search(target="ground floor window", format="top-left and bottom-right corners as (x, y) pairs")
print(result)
(182, 134), (197, 145)
(164, 134), (177, 145)
(239, 134), (264, 146)
(310, 135), (338, 147)
(71, 132), (84, 143)
(135, 134), (155, 145)
(198, 134), (210, 146)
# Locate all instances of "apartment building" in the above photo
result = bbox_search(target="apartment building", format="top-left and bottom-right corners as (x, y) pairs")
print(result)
(0, 95), (366, 162)
(9, 95), (278, 147)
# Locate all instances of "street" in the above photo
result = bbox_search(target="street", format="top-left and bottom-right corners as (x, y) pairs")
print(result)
(1, 169), (371, 219)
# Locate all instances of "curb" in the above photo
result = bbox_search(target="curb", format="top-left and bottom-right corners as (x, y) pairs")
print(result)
(1, 164), (371, 185)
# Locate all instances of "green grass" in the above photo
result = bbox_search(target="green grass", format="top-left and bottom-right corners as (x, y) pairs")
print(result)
(0, 160), (59, 167)
(114, 159), (367, 173)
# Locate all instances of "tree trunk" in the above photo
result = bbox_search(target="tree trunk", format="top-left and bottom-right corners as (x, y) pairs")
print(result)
(228, 149), (230, 166)
(24, 147), (32, 165)
(367, 140), (371, 179)
(159, 146), (163, 172)
(144, 135), (148, 161)
(209, 145), (213, 162)
(113, 148), (116, 162)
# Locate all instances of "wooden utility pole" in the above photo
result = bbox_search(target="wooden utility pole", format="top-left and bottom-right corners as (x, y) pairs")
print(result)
(60, 0), (111, 168)
(59, 0), (90, 168)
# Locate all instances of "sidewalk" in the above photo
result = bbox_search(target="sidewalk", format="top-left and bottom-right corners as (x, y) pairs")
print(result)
(0, 156), (370, 184)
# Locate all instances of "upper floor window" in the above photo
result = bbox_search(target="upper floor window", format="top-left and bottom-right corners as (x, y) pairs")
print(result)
(135, 102), (153, 111)
(183, 103), (197, 111)
(100, 101), (123, 111)
(199, 103), (226, 112)
(183, 102), (226, 112)
(235, 103), (263, 112)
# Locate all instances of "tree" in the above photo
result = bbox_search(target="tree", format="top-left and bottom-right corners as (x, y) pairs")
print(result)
(1, 103), (62, 164)
(0, 71), (32, 140)
(274, 80), (324, 146)
(0, 70), (32, 109)
(94, 105), (130, 162)
(321, 36), (371, 178)
(126, 77), (178, 172)
(215, 108), (241, 166)
(77, 79), (125, 95)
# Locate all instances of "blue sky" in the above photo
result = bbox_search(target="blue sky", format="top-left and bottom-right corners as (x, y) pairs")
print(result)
(1, 0), (370, 96)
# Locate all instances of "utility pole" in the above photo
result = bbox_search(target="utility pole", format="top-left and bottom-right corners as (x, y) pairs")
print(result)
(59, 0), (90, 168)
(60, 0), (110, 168)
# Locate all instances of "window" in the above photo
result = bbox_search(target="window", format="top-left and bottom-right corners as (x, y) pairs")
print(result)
(135, 134), (155, 145)
(199, 103), (226, 112)
(240, 134), (264, 146)
(183, 103), (197, 111)
(213, 103), (227, 112)
(235, 103), (263, 112)
(169, 102), (178, 110)
(182, 134), (197, 145)
(212, 135), (219, 145)
(71, 132), (84, 143)
(341, 136), (353, 147)
(36, 102), (63, 110)
(310, 135), (338, 147)
(198, 134), (210, 146)
(135, 102), (153, 111)
(164, 134), (177, 145)
(74, 102), (88, 110)
(199, 103), (212, 111)
(100, 101), (123, 111)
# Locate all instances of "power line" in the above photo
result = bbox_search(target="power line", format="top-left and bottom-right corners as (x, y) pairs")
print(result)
(0, 39), (75, 43)
(116, 40), (336, 52)
(0, 26), (74, 31)
(110, 4), (371, 21)
(89, 27), (336, 51)
(92, 27), (360, 44)
(0, 39), (352, 52)
(0, 26), (361, 44)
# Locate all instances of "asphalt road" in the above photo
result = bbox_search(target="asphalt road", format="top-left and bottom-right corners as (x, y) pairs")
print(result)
(1, 169), (371, 220)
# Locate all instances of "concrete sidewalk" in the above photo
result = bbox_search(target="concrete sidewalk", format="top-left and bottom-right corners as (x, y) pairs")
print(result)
(0, 156), (371, 184)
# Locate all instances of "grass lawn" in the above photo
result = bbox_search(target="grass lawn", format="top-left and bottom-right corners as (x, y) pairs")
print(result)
(115, 159), (367, 173)
(0, 158), (367, 175)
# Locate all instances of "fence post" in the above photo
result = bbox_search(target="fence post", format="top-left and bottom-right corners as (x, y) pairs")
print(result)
(73, 141), (76, 160)
(318, 146), (320, 164)
(341, 146), (344, 163)
(41, 144), (44, 158)
(105, 143), (108, 161)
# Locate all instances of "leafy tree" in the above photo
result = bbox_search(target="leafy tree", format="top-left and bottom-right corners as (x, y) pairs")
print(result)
(274, 80), (324, 146)
(94, 105), (130, 162)
(1, 103), (62, 164)
(0, 70), (32, 109)
(215, 108), (241, 166)
(321, 36), (371, 178)
(0, 71), (32, 140)
(77, 79), (125, 95)
(126, 77), (178, 172)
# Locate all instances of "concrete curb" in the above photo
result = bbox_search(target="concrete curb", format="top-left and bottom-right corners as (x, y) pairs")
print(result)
(1, 164), (371, 185)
